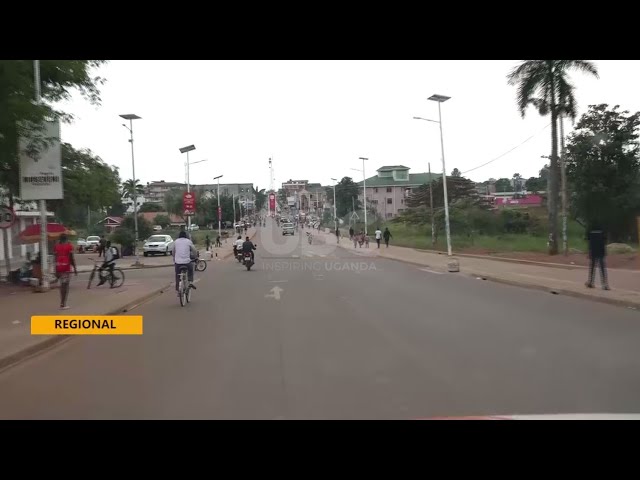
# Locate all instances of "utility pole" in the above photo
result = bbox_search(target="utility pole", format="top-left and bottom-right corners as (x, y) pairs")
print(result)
(560, 113), (568, 256)
(429, 162), (435, 246)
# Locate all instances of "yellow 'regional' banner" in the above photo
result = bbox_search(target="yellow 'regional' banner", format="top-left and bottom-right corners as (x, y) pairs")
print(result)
(31, 316), (143, 335)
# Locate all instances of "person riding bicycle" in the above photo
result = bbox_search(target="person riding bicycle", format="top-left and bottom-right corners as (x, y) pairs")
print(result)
(233, 235), (243, 257)
(173, 230), (197, 293)
(97, 240), (118, 286)
(241, 235), (256, 262)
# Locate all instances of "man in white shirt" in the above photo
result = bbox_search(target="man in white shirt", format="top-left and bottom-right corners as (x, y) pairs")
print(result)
(173, 230), (197, 292)
(374, 227), (382, 248)
(233, 235), (243, 258)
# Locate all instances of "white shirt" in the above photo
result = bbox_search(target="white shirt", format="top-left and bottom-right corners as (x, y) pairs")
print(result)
(173, 237), (194, 264)
(105, 246), (117, 263)
(375, 229), (382, 239)
(234, 238), (244, 248)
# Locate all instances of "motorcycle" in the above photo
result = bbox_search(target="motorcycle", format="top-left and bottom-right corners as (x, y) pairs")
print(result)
(242, 244), (256, 271)
(234, 247), (243, 263)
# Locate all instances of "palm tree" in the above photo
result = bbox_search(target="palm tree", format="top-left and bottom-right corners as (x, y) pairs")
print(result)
(121, 179), (144, 213)
(507, 60), (598, 254)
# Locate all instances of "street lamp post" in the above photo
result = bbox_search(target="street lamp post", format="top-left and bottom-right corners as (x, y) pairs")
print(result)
(414, 93), (452, 256)
(359, 158), (368, 235)
(330, 178), (338, 226)
(179, 145), (196, 230)
(120, 114), (142, 266)
(214, 175), (223, 241)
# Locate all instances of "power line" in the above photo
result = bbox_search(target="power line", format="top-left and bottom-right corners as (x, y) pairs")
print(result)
(461, 122), (551, 175)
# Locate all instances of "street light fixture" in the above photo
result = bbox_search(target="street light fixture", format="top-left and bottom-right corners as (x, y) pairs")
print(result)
(330, 177), (338, 226)
(120, 113), (142, 266)
(413, 93), (452, 256)
(214, 175), (223, 241)
(179, 144), (196, 230)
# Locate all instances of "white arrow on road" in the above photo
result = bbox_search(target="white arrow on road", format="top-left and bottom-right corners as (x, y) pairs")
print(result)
(265, 286), (284, 300)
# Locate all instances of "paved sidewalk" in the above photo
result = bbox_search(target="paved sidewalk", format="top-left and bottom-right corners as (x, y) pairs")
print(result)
(322, 230), (640, 309)
(0, 272), (172, 371)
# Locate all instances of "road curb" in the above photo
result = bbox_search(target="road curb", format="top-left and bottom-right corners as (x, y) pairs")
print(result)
(468, 272), (640, 310)
(409, 248), (586, 270)
(0, 282), (172, 374)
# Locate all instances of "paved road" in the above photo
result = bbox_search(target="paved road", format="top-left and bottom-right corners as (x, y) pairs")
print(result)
(1, 221), (640, 419)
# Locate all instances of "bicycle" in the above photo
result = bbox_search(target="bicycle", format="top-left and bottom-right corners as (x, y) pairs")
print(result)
(194, 256), (207, 272)
(87, 257), (125, 289)
(177, 265), (192, 306)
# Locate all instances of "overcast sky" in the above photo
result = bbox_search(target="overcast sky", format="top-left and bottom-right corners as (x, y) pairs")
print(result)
(57, 60), (639, 190)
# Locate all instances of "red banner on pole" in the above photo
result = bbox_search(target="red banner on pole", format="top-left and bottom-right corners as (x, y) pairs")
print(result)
(183, 191), (196, 216)
(217, 206), (222, 220)
(269, 193), (276, 212)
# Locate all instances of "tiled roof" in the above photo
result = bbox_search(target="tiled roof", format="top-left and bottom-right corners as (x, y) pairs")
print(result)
(356, 172), (440, 187)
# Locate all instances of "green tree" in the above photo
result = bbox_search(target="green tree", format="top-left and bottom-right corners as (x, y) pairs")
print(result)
(253, 186), (267, 211)
(139, 203), (163, 212)
(154, 214), (170, 227)
(46, 143), (121, 228)
(325, 177), (360, 218)
(507, 60), (599, 254)
(121, 178), (144, 201)
(121, 214), (153, 241)
(494, 178), (513, 192)
(566, 104), (640, 242)
(0, 60), (107, 201)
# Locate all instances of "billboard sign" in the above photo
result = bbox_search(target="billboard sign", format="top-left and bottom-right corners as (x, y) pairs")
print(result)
(183, 191), (196, 216)
(19, 120), (63, 200)
(269, 193), (276, 211)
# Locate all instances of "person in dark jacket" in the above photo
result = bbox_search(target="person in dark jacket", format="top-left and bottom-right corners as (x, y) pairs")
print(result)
(586, 224), (610, 290)
(383, 227), (392, 247)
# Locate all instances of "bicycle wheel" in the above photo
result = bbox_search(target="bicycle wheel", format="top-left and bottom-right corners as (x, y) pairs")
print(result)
(87, 267), (96, 289)
(179, 279), (186, 307)
(185, 282), (191, 303)
(196, 259), (207, 272)
(109, 268), (125, 288)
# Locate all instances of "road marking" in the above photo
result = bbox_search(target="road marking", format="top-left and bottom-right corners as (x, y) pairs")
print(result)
(265, 286), (283, 300)
(419, 268), (444, 275)
(12, 320), (20, 325)
(269, 280), (288, 283)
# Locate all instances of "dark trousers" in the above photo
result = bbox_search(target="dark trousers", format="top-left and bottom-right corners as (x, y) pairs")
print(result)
(376, 238), (381, 248)
(175, 263), (194, 290)
(384, 238), (389, 247)
(587, 256), (608, 287)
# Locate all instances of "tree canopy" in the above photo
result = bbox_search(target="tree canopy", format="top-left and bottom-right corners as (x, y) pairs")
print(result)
(0, 60), (107, 198)
(566, 104), (640, 242)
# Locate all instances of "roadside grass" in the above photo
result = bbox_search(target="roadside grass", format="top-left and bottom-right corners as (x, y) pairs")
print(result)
(384, 222), (590, 253)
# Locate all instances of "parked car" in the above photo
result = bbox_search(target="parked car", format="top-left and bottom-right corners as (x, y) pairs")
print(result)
(188, 224), (200, 231)
(76, 238), (88, 253)
(143, 235), (174, 256)
(86, 235), (101, 251)
(153, 225), (162, 231)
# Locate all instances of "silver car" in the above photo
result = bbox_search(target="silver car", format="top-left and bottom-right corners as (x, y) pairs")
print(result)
(282, 223), (295, 236)
(143, 235), (174, 256)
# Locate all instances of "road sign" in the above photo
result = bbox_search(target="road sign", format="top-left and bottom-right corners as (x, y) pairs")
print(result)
(183, 191), (196, 216)
(0, 206), (16, 229)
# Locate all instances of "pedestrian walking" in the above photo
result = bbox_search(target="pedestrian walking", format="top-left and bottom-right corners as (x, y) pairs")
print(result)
(335, 227), (340, 244)
(586, 223), (610, 290)
(205, 235), (211, 251)
(216, 235), (222, 248)
(98, 235), (106, 257)
(53, 234), (78, 310)
(383, 227), (392, 247)
(349, 226), (354, 240)
(374, 227), (382, 248)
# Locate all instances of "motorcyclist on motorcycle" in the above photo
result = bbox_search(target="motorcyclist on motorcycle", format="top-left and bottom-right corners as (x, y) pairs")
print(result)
(233, 235), (243, 258)
(242, 236), (256, 263)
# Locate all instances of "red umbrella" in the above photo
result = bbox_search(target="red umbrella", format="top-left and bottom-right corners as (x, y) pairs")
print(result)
(18, 223), (77, 244)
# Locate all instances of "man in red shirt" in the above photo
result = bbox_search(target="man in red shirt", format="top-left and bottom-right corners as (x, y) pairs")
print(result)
(54, 234), (77, 309)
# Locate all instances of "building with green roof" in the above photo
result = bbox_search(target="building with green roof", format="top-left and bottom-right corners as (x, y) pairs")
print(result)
(355, 165), (440, 219)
